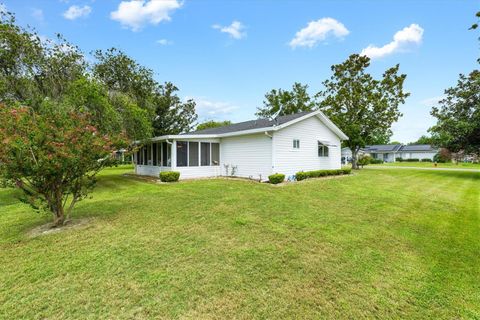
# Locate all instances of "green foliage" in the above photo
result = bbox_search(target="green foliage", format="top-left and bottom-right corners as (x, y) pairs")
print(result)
(160, 171), (180, 182)
(318, 54), (409, 169)
(152, 82), (197, 136)
(408, 135), (434, 145)
(357, 154), (372, 167)
(295, 169), (349, 181)
(256, 82), (317, 118)
(370, 159), (384, 164)
(421, 158), (433, 162)
(268, 173), (285, 184)
(429, 70), (480, 156)
(434, 151), (451, 163)
(0, 103), (124, 226)
(196, 120), (232, 131)
(396, 157), (403, 162)
(0, 11), (86, 108)
(404, 158), (420, 162)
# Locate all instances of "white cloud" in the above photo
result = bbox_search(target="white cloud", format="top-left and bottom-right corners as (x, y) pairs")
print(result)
(110, 0), (182, 31)
(156, 39), (172, 45)
(361, 24), (424, 59)
(289, 17), (349, 48)
(63, 5), (92, 20)
(212, 20), (246, 39)
(421, 96), (445, 108)
(188, 97), (239, 119)
(31, 8), (44, 22)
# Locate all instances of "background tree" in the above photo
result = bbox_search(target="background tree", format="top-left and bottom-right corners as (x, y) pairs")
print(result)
(93, 49), (197, 137)
(256, 82), (316, 118)
(408, 135), (434, 145)
(196, 120), (232, 131)
(0, 103), (125, 226)
(429, 70), (480, 156)
(152, 82), (197, 136)
(318, 54), (409, 169)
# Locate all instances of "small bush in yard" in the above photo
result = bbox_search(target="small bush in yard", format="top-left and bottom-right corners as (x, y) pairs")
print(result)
(268, 173), (285, 184)
(160, 171), (180, 182)
(421, 158), (433, 162)
(342, 168), (352, 174)
(295, 172), (308, 181)
(370, 159), (384, 164)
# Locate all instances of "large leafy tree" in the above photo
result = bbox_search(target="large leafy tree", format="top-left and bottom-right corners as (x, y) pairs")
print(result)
(429, 70), (480, 155)
(0, 103), (125, 226)
(255, 82), (317, 118)
(93, 49), (197, 137)
(0, 12), (86, 108)
(318, 54), (409, 169)
(196, 120), (232, 131)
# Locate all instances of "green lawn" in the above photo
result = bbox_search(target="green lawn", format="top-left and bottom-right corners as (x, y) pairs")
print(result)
(1, 166), (479, 319)
(374, 161), (480, 169)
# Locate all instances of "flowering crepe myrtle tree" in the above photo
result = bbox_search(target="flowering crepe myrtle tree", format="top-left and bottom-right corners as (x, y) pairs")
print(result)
(0, 103), (125, 226)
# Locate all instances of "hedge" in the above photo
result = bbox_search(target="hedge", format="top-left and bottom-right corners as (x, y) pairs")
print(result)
(268, 173), (285, 184)
(370, 159), (384, 164)
(160, 171), (180, 182)
(405, 158), (420, 162)
(421, 158), (433, 162)
(295, 168), (351, 181)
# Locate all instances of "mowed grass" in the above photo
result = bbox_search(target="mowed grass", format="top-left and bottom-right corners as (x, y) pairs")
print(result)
(376, 161), (480, 169)
(0, 166), (479, 319)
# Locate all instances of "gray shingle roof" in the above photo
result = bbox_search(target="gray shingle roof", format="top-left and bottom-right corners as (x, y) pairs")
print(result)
(399, 144), (437, 152)
(364, 144), (403, 152)
(185, 110), (316, 135)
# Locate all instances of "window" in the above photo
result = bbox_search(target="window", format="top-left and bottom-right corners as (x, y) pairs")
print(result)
(318, 142), (329, 157)
(143, 146), (148, 165)
(211, 143), (220, 166)
(293, 139), (300, 149)
(189, 142), (199, 166)
(152, 143), (157, 166)
(201, 142), (210, 166)
(136, 150), (141, 165)
(176, 141), (188, 167)
(162, 142), (171, 166)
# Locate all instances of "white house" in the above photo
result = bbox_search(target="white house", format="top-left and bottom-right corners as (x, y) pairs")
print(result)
(341, 144), (439, 164)
(133, 110), (348, 180)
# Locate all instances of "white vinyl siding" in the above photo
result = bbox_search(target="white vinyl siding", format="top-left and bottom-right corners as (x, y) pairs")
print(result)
(220, 133), (272, 180)
(272, 116), (341, 177)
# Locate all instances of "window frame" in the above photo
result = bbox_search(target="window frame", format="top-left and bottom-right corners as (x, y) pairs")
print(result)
(318, 141), (329, 157)
(293, 139), (300, 149)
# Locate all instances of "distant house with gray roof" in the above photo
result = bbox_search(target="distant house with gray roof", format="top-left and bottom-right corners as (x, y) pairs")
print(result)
(341, 144), (439, 164)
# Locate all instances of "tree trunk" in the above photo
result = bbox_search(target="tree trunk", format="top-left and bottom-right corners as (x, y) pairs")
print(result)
(352, 149), (359, 170)
(51, 189), (66, 227)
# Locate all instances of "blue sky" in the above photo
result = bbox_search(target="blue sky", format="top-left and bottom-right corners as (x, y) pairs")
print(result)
(2, 0), (479, 142)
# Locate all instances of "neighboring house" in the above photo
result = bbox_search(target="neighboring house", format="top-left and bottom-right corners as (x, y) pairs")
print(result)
(133, 110), (348, 180)
(341, 144), (439, 164)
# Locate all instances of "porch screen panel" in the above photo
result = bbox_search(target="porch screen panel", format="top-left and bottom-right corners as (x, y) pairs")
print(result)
(201, 142), (210, 166)
(211, 143), (220, 166)
(177, 141), (188, 167)
(189, 142), (199, 166)
(152, 143), (157, 166)
(157, 143), (161, 166)
(162, 142), (170, 166)
(143, 146), (148, 165)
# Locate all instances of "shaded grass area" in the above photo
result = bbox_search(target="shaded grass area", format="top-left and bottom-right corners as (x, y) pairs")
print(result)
(0, 166), (479, 319)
